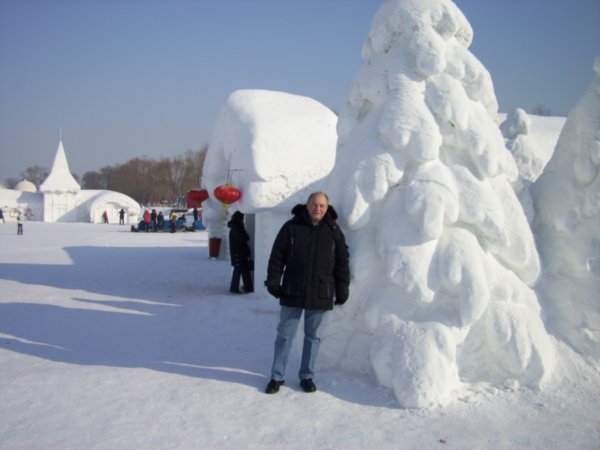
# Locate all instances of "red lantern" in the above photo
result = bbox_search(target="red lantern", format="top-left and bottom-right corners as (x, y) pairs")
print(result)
(186, 189), (209, 208)
(213, 183), (241, 206)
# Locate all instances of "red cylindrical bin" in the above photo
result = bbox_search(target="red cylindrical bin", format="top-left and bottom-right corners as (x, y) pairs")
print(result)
(209, 237), (222, 258)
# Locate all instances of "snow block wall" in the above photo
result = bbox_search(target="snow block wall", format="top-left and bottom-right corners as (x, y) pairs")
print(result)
(202, 89), (337, 290)
(321, 0), (556, 408)
(532, 57), (600, 360)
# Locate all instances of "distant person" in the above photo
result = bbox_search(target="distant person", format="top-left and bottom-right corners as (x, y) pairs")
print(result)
(151, 209), (157, 231)
(192, 207), (201, 230)
(119, 208), (125, 225)
(169, 211), (177, 233)
(157, 211), (164, 231)
(102, 211), (109, 224)
(143, 210), (151, 232)
(227, 211), (254, 294)
(16, 211), (24, 235)
(0, 207), (4, 223)
(264, 192), (350, 394)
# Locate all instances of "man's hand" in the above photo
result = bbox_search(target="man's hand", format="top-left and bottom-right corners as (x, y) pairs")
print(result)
(335, 287), (349, 305)
(265, 282), (281, 299)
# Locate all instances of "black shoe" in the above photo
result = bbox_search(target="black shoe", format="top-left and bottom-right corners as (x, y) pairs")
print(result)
(265, 379), (284, 394)
(230, 289), (242, 294)
(300, 378), (317, 393)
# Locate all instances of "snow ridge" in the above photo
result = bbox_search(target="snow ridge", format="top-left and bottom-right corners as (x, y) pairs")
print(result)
(532, 57), (600, 360)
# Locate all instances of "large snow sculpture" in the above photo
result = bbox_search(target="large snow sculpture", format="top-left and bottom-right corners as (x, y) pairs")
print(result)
(321, 0), (556, 407)
(532, 57), (600, 360)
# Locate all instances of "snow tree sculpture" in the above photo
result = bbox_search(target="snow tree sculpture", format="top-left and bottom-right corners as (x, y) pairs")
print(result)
(321, 0), (556, 407)
(532, 57), (600, 360)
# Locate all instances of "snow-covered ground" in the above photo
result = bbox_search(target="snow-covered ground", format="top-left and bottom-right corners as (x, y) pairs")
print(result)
(1, 222), (598, 449)
(2, 0), (599, 445)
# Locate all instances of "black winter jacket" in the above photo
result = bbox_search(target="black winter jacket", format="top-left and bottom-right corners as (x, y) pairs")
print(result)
(228, 211), (252, 269)
(266, 204), (350, 310)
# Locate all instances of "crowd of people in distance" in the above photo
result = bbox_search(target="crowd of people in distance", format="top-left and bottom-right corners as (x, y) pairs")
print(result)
(129, 207), (202, 233)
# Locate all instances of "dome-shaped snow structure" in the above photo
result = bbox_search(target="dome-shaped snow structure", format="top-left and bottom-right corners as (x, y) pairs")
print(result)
(15, 179), (37, 193)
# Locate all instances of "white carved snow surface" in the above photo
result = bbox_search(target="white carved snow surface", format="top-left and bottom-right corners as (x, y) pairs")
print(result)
(321, 0), (556, 408)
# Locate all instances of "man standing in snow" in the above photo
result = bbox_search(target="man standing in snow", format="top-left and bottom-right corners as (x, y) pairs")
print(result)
(264, 192), (350, 394)
(228, 210), (254, 294)
(16, 211), (23, 235)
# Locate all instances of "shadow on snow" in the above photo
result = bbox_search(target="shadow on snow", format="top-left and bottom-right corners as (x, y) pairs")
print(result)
(0, 245), (396, 408)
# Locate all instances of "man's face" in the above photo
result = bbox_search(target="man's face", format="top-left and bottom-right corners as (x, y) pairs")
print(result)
(307, 194), (328, 223)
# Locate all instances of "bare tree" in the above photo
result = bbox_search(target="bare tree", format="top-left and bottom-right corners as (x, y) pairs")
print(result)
(20, 165), (49, 188)
(82, 170), (106, 189)
(110, 158), (155, 204)
(4, 177), (18, 189)
(532, 104), (552, 116)
(74, 146), (208, 205)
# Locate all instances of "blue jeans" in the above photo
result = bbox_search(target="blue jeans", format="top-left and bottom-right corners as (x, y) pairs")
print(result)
(270, 306), (327, 381)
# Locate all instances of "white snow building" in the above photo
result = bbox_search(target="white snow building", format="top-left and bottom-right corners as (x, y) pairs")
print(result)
(40, 140), (81, 222)
(202, 89), (338, 291)
(0, 140), (140, 224)
(14, 179), (37, 193)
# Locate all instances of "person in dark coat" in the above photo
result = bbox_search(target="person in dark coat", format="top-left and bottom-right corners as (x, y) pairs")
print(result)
(16, 211), (24, 235)
(151, 209), (157, 231)
(264, 192), (350, 394)
(228, 211), (254, 294)
(119, 208), (125, 225)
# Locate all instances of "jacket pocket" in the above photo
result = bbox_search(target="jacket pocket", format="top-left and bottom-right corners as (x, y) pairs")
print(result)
(282, 272), (304, 297)
(318, 274), (335, 299)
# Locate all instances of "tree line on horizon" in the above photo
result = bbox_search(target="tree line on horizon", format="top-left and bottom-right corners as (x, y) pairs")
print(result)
(4, 146), (207, 206)
(4, 102), (554, 202)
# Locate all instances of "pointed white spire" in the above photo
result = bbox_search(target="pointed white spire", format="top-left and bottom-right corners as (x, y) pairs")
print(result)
(40, 139), (81, 193)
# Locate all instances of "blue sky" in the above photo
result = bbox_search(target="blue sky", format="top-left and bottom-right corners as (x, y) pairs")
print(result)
(1, 0), (599, 184)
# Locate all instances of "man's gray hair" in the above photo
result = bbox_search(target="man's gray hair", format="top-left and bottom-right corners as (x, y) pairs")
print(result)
(307, 191), (329, 204)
